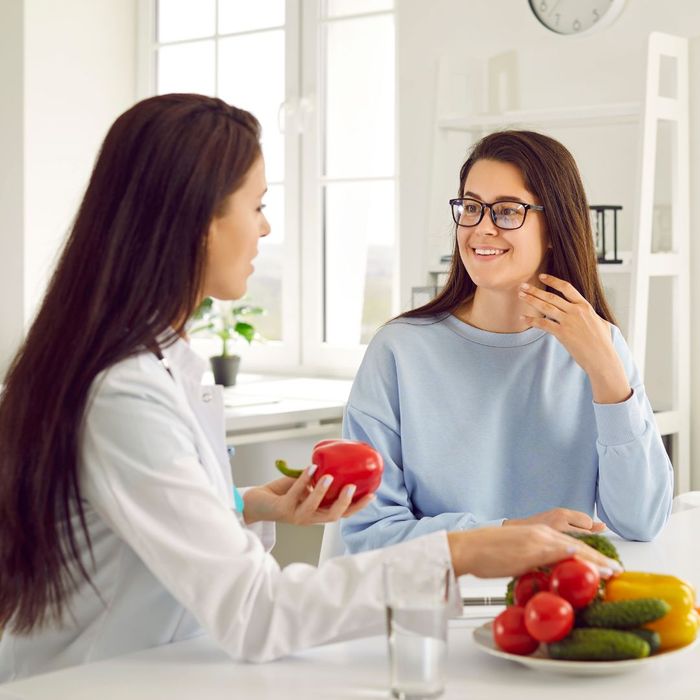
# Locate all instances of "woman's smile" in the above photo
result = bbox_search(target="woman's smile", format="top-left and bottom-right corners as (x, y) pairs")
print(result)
(470, 245), (510, 261)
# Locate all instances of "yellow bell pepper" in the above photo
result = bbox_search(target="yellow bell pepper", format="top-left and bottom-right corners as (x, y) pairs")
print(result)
(604, 572), (699, 650)
(645, 608), (700, 650)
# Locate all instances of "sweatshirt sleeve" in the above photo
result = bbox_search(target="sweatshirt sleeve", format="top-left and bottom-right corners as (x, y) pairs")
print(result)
(340, 328), (504, 555)
(81, 364), (461, 663)
(593, 325), (673, 541)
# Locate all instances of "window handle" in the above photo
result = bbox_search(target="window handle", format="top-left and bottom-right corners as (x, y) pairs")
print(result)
(278, 97), (315, 135)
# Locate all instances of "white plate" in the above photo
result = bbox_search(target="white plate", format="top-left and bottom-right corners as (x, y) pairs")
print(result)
(472, 621), (700, 676)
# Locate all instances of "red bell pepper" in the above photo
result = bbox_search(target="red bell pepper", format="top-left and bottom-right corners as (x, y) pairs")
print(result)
(275, 439), (383, 508)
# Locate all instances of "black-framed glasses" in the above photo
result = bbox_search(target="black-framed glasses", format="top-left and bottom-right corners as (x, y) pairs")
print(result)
(449, 197), (545, 230)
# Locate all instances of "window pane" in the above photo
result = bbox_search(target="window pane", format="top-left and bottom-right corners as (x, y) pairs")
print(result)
(157, 40), (216, 95)
(246, 184), (284, 341)
(158, 0), (215, 42)
(324, 181), (395, 345)
(218, 0), (284, 33)
(325, 0), (393, 18)
(324, 15), (394, 178)
(218, 31), (285, 182)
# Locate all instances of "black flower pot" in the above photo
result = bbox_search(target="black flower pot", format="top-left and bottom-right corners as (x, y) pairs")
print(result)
(210, 355), (241, 387)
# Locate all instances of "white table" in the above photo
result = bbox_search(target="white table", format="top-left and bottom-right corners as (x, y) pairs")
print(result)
(4, 509), (700, 699)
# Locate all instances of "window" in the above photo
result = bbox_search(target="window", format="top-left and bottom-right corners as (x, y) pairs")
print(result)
(138, 0), (396, 375)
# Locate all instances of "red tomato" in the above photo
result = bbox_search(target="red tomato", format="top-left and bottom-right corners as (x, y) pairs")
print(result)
(492, 606), (540, 655)
(514, 571), (551, 607)
(524, 592), (574, 643)
(549, 558), (600, 609)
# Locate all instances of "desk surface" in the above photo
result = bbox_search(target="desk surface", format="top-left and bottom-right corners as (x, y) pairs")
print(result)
(223, 374), (351, 435)
(4, 509), (700, 699)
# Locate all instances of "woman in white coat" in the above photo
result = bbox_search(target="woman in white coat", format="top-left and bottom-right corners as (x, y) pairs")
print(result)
(0, 94), (620, 681)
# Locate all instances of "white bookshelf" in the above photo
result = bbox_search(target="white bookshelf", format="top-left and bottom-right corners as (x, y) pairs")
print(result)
(423, 33), (690, 491)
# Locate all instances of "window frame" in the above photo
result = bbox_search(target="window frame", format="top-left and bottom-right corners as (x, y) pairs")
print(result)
(300, 2), (399, 374)
(137, 0), (398, 377)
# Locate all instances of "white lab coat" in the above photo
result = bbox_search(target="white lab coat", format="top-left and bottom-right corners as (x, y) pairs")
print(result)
(0, 338), (460, 681)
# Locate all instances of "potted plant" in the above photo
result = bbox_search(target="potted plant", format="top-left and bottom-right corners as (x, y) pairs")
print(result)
(188, 297), (265, 386)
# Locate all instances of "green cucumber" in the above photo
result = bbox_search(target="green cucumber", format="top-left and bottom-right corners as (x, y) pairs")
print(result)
(548, 628), (650, 661)
(628, 628), (662, 654)
(578, 598), (670, 629)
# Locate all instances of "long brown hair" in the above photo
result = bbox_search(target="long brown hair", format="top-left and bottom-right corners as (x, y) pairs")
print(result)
(402, 130), (616, 324)
(0, 94), (261, 632)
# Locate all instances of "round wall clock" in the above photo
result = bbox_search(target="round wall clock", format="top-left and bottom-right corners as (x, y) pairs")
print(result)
(527, 0), (626, 36)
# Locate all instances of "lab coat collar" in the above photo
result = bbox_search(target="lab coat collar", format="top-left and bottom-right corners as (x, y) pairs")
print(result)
(158, 332), (209, 384)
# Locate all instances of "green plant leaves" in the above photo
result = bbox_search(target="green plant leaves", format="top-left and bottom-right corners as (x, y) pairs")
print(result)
(187, 297), (265, 355)
(234, 322), (255, 344)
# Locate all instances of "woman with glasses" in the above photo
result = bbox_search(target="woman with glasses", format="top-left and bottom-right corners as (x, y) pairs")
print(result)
(341, 130), (673, 554)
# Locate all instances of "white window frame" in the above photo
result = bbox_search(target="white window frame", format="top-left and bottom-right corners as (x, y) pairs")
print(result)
(300, 2), (398, 375)
(136, 0), (398, 378)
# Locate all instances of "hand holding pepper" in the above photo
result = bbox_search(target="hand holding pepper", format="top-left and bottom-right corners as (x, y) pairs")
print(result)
(275, 439), (384, 509)
(242, 467), (375, 526)
(244, 439), (383, 525)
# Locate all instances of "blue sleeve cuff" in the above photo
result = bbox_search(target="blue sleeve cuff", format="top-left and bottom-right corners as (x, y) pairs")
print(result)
(593, 389), (646, 446)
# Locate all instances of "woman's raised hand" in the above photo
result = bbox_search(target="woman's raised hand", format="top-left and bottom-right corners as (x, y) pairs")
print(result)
(447, 524), (621, 579)
(503, 507), (606, 534)
(242, 467), (374, 526)
(519, 273), (632, 404)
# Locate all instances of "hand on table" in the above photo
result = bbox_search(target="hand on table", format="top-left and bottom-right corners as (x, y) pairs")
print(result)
(503, 507), (606, 534)
(242, 466), (374, 526)
(447, 524), (621, 579)
(519, 273), (632, 404)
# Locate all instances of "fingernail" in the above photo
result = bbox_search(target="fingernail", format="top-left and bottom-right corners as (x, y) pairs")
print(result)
(608, 560), (623, 572)
(539, 273), (547, 279)
(520, 283), (529, 290)
(307, 464), (318, 477)
(345, 484), (356, 499)
(598, 566), (613, 578)
(321, 475), (333, 488)
(565, 545), (577, 555)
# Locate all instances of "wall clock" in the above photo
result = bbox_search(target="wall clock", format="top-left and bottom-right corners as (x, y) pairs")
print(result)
(527, 0), (626, 36)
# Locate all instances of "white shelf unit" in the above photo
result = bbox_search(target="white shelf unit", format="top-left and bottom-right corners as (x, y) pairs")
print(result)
(425, 33), (690, 491)
(438, 102), (642, 131)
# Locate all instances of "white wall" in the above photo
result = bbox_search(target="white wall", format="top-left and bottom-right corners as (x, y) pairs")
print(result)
(0, 0), (25, 378)
(397, 0), (700, 487)
(0, 0), (137, 377)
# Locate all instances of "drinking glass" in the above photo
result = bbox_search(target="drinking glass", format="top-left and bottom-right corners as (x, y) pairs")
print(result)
(383, 557), (450, 699)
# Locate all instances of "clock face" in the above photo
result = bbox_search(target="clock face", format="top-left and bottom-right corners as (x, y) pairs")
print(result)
(528, 0), (626, 36)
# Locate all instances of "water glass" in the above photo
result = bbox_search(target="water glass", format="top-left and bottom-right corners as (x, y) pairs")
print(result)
(384, 557), (450, 700)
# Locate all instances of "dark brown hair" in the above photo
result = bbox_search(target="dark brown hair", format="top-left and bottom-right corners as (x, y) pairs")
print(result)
(0, 94), (261, 632)
(401, 130), (616, 324)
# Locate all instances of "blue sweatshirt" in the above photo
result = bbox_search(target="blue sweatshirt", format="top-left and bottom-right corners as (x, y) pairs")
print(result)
(341, 314), (673, 552)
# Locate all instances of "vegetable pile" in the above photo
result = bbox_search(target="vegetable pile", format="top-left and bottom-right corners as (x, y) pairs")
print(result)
(493, 533), (699, 661)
